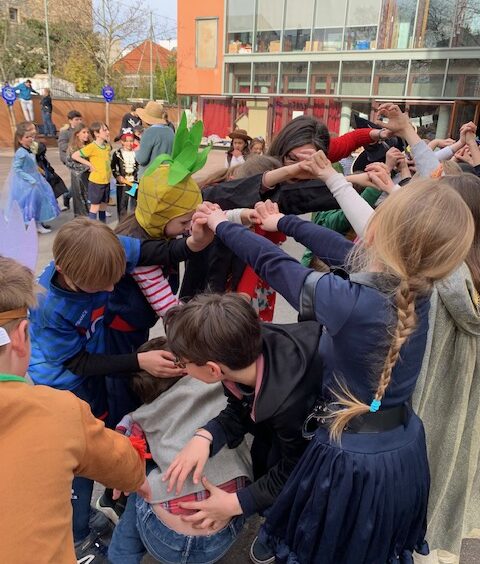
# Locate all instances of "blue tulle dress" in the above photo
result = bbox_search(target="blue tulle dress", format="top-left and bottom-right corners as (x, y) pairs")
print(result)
(8, 147), (60, 223)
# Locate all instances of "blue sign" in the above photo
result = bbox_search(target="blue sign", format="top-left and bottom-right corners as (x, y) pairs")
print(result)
(1, 85), (16, 106)
(102, 85), (115, 103)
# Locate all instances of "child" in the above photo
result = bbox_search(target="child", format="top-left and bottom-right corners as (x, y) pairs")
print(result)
(101, 112), (214, 432)
(28, 216), (212, 556)
(250, 137), (266, 155)
(111, 129), (138, 220)
(66, 122), (91, 217)
(7, 121), (59, 234)
(0, 254), (148, 564)
(195, 162), (474, 562)
(163, 294), (323, 534)
(225, 129), (251, 167)
(72, 121), (111, 222)
(108, 337), (253, 564)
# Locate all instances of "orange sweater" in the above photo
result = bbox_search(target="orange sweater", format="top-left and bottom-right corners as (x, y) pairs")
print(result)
(0, 381), (145, 563)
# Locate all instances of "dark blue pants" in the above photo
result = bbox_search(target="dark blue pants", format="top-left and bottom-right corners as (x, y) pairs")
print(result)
(41, 110), (55, 136)
(72, 476), (94, 542)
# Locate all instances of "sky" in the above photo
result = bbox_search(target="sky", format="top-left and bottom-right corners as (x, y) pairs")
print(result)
(143, 0), (177, 36)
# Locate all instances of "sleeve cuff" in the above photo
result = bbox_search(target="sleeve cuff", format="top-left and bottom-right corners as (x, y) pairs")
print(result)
(236, 486), (258, 518)
(202, 419), (228, 456)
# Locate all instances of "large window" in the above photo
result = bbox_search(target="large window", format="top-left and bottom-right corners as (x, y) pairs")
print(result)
(253, 62), (279, 93)
(452, 1), (480, 47)
(311, 0), (346, 51)
(280, 62), (308, 94)
(340, 61), (373, 95)
(283, 0), (313, 52)
(196, 19), (218, 68)
(377, 0), (417, 49)
(372, 60), (408, 96)
(310, 61), (339, 95)
(344, 0), (381, 49)
(444, 60), (480, 98)
(415, 0), (455, 48)
(409, 60), (447, 97)
(226, 0), (254, 54)
(224, 63), (252, 93)
(256, 0), (283, 53)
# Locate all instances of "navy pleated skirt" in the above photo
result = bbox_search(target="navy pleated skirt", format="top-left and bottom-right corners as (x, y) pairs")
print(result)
(259, 412), (430, 564)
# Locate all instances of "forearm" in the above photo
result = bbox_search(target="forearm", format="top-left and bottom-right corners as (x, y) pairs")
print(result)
(324, 172), (375, 238)
(216, 221), (309, 310)
(65, 350), (140, 377)
(410, 140), (443, 176)
(72, 153), (91, 168)
(467, 140), (480, 167)
(328, 129), (373, 163)
(138, 237), (193, 267)
(278, 214), (353, 266)
(436, 145), (456, 160)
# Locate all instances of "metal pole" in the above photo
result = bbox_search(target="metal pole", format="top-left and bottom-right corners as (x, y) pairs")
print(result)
(149, 12), (154, 100)
(44, 0), (53, 88)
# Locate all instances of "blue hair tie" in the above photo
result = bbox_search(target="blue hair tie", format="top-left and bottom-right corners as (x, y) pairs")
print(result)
(369, 399), (381, 413)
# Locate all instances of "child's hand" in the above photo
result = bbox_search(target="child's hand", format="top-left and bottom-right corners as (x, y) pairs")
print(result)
(385, 147), (404, 172)
(254, 200), (284, 231)
(89, 164), (97, 173)
(375, 104), (411, 136)
(365, 163), (396, 193)
(308, 150), (338, 182)
(189, 215), (215, 250)
(193, 208), (229, 233)
(136, 477), (152, 502)
(138, 350), (187, 377)
(180, 477), (243, 530)
(241, 208), (259, 225)
(163, 433), (212, 495)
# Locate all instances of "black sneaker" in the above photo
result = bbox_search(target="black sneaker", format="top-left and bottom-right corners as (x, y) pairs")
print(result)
(75, 533), (108, 564)
(95, 491), (124, 525)
(89, 507), (115, 537)
(250, 536), (275, 564)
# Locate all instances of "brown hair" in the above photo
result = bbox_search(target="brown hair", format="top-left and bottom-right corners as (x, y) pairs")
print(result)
(231, 155), (282, 179)
(114, 213), (151, 239)
(250, 137), (266, 152)
(330, 178), (475, 440)
(67, 123), (91, 154)
(441, 160), (462, 176)
(14, 121), (35, 150)
(53, 218), (126, 290)
(164, 293), (262, 370)
(444, 173), (480, 291)
(131, 337), (182, 403)
(0, 257), (37, 314)
(90, 121), (108, 139)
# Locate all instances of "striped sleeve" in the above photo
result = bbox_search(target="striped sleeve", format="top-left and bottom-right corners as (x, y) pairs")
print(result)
(132, 265), (178, 318)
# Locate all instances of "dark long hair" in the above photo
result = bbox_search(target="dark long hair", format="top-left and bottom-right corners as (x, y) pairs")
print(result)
(268, 116), (330, 163)
(444, 173), (480, 291)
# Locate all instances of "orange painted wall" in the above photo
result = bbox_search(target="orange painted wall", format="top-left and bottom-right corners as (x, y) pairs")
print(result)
(177, 0), (224, 95)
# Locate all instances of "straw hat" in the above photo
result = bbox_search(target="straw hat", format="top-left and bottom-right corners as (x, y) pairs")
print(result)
(136, 101), (167, 125)
(228, 129), (252, 142)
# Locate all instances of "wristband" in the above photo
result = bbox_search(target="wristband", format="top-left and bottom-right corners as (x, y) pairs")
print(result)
(194, 432), (212, 442)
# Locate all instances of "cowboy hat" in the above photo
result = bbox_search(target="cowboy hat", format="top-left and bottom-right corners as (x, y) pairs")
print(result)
(228, 129), (252, 142)
(136, 101), (167, 125)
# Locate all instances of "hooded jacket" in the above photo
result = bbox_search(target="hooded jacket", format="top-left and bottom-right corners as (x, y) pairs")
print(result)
(413, 263), (480, 555)
(204, 321), (323, 517)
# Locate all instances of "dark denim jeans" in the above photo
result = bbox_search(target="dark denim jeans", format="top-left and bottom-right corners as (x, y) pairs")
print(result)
(108, 494), (245, 564)
(41, 110), (55, 136)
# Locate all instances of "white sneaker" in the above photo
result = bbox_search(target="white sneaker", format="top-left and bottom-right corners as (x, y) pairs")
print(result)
(36, 224), (51, 234)
(59, 204), (68, 212)
(105, 211), (112, 217)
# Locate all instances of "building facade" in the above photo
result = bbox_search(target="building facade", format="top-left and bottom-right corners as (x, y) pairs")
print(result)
(177, 0), (480, 140)
(5, 0), (93, 28)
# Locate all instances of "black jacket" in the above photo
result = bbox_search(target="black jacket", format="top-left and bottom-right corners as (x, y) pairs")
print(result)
(202, 173), (340, 215)
(204, 321), (322, 517)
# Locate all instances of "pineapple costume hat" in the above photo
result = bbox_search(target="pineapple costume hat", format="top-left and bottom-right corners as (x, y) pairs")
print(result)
(135, 112), (212, 237)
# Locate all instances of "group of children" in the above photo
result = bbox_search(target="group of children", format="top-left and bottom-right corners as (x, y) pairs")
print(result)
(2, 106), (480, 564)
(7, 119), (141, 233)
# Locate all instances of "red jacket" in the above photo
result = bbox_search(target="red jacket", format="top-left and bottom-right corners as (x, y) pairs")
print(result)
(328, 129), (373, 163)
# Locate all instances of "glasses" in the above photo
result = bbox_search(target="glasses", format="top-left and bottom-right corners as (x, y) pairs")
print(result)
(173, 356), (187, 369)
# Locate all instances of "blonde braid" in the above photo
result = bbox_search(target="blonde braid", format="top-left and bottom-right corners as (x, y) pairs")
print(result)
(329, 279), (418, 442)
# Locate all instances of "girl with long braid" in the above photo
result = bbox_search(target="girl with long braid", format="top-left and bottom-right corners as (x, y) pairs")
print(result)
(182, 156), (474, 563)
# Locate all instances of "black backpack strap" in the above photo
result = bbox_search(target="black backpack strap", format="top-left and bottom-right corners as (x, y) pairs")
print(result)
(298, 271), (327, 322)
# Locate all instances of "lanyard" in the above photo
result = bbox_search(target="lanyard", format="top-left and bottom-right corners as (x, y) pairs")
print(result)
(0, 374), (26, 383)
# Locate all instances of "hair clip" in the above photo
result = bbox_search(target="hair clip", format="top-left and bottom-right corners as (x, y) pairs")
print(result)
(369, 399), (381, 413)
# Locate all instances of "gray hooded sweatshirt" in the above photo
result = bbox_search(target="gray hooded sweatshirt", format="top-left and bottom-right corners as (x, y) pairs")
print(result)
(131, 377), (253, 504)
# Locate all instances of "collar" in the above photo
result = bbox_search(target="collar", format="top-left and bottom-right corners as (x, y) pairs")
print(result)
(0, 373), (26, 383)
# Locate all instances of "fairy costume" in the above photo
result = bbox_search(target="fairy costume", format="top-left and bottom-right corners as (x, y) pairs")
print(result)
(213, 216), (430, 564)
(8, 146), (59, 224)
